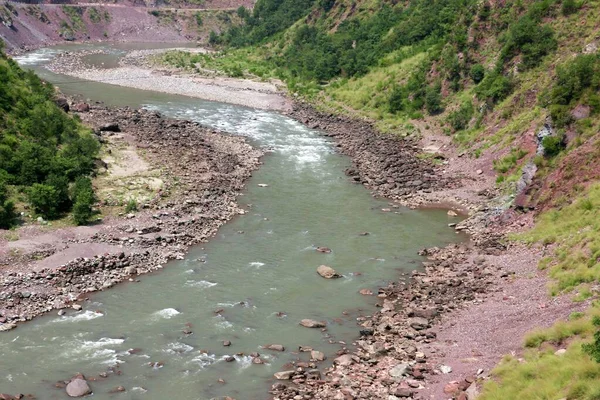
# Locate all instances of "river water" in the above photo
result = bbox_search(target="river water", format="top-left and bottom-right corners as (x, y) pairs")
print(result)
(1, 44), (464, 399)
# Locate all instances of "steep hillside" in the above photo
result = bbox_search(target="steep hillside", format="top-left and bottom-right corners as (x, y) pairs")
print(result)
(155, 0), (600, 398)
(0, 44), (100, 226)
(0, 0), (255, 52)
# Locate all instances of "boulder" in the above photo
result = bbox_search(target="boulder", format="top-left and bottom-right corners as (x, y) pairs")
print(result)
(300, 319), (326, 328)
(317, 265), (341, 279)
(54, 97), (69, 112)
(316, 247), (331, 253)
(310, 350), (326, 361)
(334, 354), (353, 366)
(409, 317), (429, 330)
(66, 378), (91, 397)
(0, 323), (16, 332)
(274, 371), (295, 380)
(389, 363), (409, 378)
(263, 344), (285, 352)
(99, 122), (121, 132)
(73, 103), (90, 112)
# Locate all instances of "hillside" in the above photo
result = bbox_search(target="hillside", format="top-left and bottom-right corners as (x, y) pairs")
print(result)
(0, 0), (255, 52)
(154, 0), (600, 398)
(0, 43), (99, 226)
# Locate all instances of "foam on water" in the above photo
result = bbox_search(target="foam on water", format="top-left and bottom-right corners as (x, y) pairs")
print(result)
(248, 261), (265, 268)
(189, 353), (218, 369)
(164, 342), (195, 355)
(13, 48), (62, 66)
(185, 280), (218, 289)
(152, 308), (181, 319)
(53, 310), (104, 323)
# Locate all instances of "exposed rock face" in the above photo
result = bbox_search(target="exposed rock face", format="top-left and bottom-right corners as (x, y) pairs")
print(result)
(66, 378), (91, 397)
(316, 265), (341, 279)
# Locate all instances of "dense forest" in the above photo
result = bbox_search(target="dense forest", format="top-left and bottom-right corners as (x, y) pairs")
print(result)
(0, 42), (98, 228)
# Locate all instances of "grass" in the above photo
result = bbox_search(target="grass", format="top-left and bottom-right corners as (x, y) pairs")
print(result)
(480, 306), (600, 400)
(517, 184), (600, 295)
(493, 148), (529, 173)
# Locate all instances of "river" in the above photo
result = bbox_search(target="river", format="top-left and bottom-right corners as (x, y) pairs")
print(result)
(0, 44), (464, 399)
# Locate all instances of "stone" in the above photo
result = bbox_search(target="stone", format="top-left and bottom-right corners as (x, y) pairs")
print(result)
(317, 265), (341, 279)
(55, 97), (70, 112)
(257, 184), (269, 187)
(66, 378), (91, 397)
(223, 340), (231, 347)
(359, 289), (373, 295)
(334, 354), (353, 366)
(0, 323), (17, 332)
(73, 103), (90, 112)
(99, 122), (120, 132)
(466, 382), (480, 400)
(440, 365), (453, 374)
(72, 304), (82, 311)
(409, 317), (429, 330)
(447, 210), (458, 217)
(274, 371), (295, 380)
(476, 169), (483, 175)
(300, 319), (326, 328)
(394, 388), (414, 398)
(444, 381), (460, 395)
(264, 344), (285, 352)
(388, 363), (409, 378)
(311, 350), (326, 361)
(554, 349), (567, 356)
(316, 247), (332, 253)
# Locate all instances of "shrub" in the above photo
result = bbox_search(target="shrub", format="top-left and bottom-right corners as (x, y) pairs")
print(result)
(448, 101), (474, 131)
(470, 64), (485, 83)
(28, 183), (59, 219)
(125, 198), (138, 213)
(425, 84), (443, 115)
(0, 177), (15, 229)
(194, 12), (203, 26)
(549, 104), (573, 128)
(499, 16), (557, 70)
(562, 0), (579, 16)
(583, 316), (600, 363)
(71, 177), (95, 225)
(388, 85), (406, 114)
(476, 71), (512, 103)
(542, 134), (565, 157)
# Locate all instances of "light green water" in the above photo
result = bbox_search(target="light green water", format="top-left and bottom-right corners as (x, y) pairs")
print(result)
(1, 45), (465, 399)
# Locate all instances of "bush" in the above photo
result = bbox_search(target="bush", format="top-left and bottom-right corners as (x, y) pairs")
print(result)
(583, 316), (600, 363)
(28, 183), (59, 219)
(470, 64), (485, 83)
(562, 0), (579, 16)
(194, 12), (203, 26)
(0, 177), (16, 229)
(499, 16), (557, 70)
(549, 104), (573, 128)
(542, 134), (565, 157)
(388, 85), (405, 114)
(125, 198), (138, 213)
(448, 101), (474, 131)
(425, 84), (443, 115)
(475, 71), (513, 103)
(71, 177), (95, 225)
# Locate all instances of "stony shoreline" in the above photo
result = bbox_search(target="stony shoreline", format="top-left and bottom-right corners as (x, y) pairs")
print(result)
(0, 103), (263, 331)
(1, 48), (571, 400)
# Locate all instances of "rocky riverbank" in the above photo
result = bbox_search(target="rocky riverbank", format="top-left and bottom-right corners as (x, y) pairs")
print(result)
(0, 103), (263, 330)
(44, 49), (292, 111)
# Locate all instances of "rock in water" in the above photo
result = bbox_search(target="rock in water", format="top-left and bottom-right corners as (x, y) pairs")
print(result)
(263, 344), (285, 352)
(66, 379), (91, 397)
(300, 319), (326, 328)
(317, 265), (341, 279)
(316, 247), (331, 253)
(274, 371), (295, 380)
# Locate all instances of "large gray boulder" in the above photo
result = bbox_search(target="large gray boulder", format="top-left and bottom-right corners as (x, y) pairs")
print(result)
(317, 265), (341, 279)
(66, 378), (91, 397)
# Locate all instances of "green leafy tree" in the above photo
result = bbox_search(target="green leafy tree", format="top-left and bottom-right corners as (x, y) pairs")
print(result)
(28, 183), (60, 219)
(425, 84), (443, 115)
(71, 177), (96, 225)
(469, 64), (485, 83)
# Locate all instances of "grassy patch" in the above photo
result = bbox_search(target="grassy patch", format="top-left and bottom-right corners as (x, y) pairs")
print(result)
(480, 307), (600, 400)
(518, 183), (600, 294)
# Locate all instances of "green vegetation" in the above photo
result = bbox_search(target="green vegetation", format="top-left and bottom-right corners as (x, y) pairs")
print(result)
(480, 306), (600, 400)
(0, 46), (99, 226)
(519, 184), (600, 294)
(125, 198), (138, 213)
(61, 6), (85, 32)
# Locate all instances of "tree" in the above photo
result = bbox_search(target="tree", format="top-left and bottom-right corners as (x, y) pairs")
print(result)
(0, 174), (16, 229)
(28, 183), (60, 219)
(470, 64), (485, 83)
(71, 177), (96, 225)
(425, 84), (444, 115)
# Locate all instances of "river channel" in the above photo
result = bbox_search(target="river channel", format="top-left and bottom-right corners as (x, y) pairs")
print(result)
(1, 44), (465, 399)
